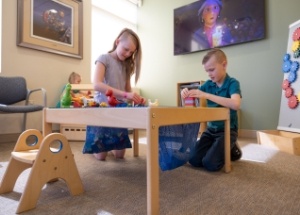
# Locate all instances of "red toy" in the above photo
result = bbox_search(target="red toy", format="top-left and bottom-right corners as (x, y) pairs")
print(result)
(105, 89), (145, 107)
(105, 89), (120, 107)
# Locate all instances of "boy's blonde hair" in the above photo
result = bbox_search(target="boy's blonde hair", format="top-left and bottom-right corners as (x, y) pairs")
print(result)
(109, 28), (142, 85)
(202, 48), (227, 65)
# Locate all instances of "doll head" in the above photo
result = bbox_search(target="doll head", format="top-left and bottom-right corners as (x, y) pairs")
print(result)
(198, 0), (222, 26)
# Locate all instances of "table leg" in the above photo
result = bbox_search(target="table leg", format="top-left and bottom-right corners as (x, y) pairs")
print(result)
(224, 118), (231, 173)
(147, 123), (159, 214)
(133, 129), (139, 157)
(42, 108), (52, 137)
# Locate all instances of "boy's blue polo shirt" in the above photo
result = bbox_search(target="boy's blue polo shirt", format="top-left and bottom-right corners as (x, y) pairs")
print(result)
(199, 74), (241, 131)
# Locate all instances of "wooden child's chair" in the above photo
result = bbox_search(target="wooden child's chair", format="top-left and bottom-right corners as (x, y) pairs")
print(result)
(0, 129), (84, 213)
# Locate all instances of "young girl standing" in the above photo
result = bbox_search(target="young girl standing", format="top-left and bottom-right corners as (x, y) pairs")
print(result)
(82, 28), (144, 160)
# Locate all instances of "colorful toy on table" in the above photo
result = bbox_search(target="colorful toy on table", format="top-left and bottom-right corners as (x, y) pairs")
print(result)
(105, 89), (120, 107)
(105, 89), (128, 107)
(148, 99), (159, 107)
(105, 89), (145, 107)
(71, 87), (95, 108)
(134, 97), (145, 107)
(99, 102), (108, 107)
(82, 97), (99, 107)
(72, 97), (83, 108)
(184, 97), (197, 107)
(60, 83), (72, 108)
(59, 83), (96, 108)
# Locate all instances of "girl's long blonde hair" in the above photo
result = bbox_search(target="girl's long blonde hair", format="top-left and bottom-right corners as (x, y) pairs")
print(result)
(109, 28), (142, 85)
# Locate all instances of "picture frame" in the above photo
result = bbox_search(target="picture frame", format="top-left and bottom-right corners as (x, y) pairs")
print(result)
(17, 0), (83, 59)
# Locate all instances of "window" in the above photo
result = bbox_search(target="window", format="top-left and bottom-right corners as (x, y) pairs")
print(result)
(91, 0), (138, 83)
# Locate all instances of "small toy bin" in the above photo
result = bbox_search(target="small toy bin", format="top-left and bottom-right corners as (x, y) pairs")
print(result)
(257, 130), (300, 155)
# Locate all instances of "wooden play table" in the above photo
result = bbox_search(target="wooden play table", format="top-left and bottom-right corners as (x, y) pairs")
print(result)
(43, 106), (231, 215)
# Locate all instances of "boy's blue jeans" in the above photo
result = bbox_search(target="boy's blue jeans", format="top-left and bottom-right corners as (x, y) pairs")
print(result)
(189, 128), (238, 171)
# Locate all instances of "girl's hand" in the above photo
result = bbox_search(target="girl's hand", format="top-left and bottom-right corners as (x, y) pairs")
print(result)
(127, 92), (143, 104)
(139, 97), (146, 105)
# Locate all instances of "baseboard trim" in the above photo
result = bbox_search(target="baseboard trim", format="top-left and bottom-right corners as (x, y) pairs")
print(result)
(0, 133), (20, 143)
(239, 129), (257, 139)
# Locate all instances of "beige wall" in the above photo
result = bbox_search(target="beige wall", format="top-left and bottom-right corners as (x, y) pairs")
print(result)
(1, 1), (91, 133)
(1, 0), (300, 134)
(137, 0), (300, 131)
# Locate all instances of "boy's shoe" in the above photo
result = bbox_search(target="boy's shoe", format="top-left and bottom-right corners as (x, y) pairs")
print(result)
(231, 142), (242, 161)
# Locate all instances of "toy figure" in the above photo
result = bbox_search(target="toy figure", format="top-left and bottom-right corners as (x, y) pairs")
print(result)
(148, 99), (159, 107)
(105, 89), (120, 107)
(60, 83), (72, 108)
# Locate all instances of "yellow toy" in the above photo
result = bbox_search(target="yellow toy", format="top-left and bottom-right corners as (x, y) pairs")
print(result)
(148, 99), (159, 107)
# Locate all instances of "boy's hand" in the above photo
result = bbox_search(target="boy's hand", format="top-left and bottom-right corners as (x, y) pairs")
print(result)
(181, 88), (202, 99)
(188, 89), (206, 99)
(181, 88), (189, 99)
